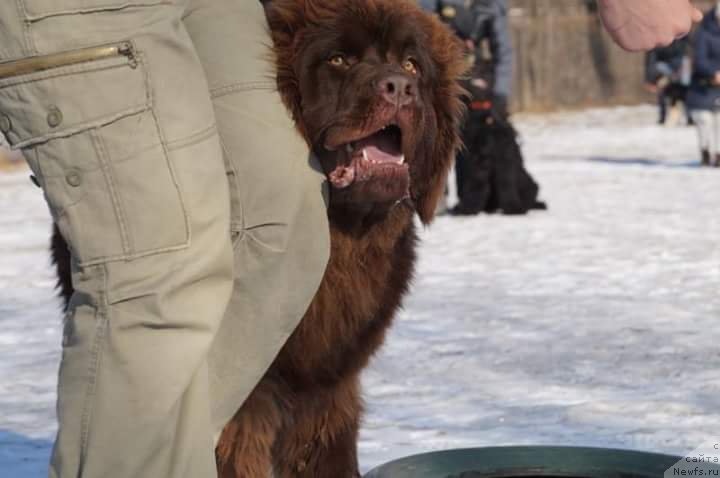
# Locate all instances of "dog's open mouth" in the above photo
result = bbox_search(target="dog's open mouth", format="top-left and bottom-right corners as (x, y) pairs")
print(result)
(327, 124), (409, 190)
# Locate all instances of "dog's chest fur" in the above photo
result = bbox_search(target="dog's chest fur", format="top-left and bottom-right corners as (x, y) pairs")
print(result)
(271, 205), (417, 388)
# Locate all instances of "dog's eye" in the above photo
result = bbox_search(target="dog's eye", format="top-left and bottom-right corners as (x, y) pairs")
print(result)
(402, 57), (418, 75)
(328, 54), (348, 68)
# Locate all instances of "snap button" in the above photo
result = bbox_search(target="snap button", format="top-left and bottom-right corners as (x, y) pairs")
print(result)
(0, 114), (11, 134)
(66, 171), (82, 187)
(47, 106), (63, 128)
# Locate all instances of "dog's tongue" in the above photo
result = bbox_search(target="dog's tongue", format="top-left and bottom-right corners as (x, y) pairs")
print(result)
(362, 145), (403, 163)
(328, 128), (405, 189)
(356, 129), (403, 164)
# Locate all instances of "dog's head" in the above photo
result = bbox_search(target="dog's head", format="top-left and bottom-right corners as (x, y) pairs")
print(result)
(266, 0), (466, 223)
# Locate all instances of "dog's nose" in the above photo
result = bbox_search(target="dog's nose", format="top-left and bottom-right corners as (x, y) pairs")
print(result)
(379, 75), (415, 107)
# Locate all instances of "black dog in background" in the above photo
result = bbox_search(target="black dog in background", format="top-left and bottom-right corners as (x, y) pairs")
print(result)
(452, 80), (546, 216)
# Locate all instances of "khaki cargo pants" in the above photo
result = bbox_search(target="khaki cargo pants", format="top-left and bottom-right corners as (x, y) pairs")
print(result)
(0, 0), (330, 476)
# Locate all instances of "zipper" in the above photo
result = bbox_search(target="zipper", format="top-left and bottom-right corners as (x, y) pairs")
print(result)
(0, 41), (138, 79)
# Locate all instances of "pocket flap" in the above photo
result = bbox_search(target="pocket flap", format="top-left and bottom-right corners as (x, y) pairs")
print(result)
(0, 48), (149, 149)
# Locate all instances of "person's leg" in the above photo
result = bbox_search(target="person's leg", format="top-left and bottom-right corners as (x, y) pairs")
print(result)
(658, 89), (667, 124)
(0, 2), (233, 477)
(181, 0), (330, 436)
(713, 110), (720, 167)
(675, 85), (693, 125)
(454, 150), (467, 205)
(454, 115), (477, 207)
(691, 110), (712, 166)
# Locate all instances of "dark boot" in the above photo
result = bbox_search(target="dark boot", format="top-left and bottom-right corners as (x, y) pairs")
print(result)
(714, 154), (720, 168)
(702, 150), (711, 166)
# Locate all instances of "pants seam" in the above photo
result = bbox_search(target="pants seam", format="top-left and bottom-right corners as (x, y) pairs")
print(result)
(165, 123), (217, 152)
(219, 134), (245, 234)
(11, 105), (149, 150)
(37, 140), (164, 178)
(91, 128), (133, 256)
(15, 0), (37, 56)
(78, 242), (190, 267)
(24, 1), (173, 22)
(78, 264), (109, 473)
(143, 48), (193, 256)
(209, 81), (275, 99)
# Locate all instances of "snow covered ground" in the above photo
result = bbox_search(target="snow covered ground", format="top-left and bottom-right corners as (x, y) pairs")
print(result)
(1, 106), (718, 476)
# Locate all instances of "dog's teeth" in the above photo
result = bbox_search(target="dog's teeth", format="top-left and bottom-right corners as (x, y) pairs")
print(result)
(399, 155), (405, 164)
(362, 149), (369, 163)
(346, 144), (353, 154)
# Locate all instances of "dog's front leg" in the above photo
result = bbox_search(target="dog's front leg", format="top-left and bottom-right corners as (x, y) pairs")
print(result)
(216, 380), (283, 478)
(301, 423), (362, 478)
(273, 376), (362, 478)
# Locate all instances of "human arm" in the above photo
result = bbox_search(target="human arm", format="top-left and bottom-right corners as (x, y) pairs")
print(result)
(597, 0), (702, 52)
(691, 28), (720, 84)
(645, 49), (662, 84)
(486, 0), (513, 99)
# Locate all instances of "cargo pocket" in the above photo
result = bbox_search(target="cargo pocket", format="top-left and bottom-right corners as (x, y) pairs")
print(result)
(0, 41), (189, 266)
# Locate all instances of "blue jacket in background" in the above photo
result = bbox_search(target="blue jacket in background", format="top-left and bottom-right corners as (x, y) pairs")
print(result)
(420, 0), (514, 99)
(644, 37), (688, 85)
(688, 8), (720, 111)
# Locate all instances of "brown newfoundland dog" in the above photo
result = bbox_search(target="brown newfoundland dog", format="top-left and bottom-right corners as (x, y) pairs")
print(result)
(51, 0), (466, 476)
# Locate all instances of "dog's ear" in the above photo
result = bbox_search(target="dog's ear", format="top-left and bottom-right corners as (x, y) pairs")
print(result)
(415, 119), (461, 224)
(414, 13), (468, 225)
(264, 0), (309, 139)
(265, 0), (342, 143)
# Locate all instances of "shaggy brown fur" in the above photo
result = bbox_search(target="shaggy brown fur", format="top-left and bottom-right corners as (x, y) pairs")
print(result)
(50, 0), (466, 476)
(217, 2), (465, 474)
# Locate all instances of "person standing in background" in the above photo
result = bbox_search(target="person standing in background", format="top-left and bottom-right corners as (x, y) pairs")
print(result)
(428, 0), (513, 114)
(687, 3), (720, 167)
(645, 38), (692, 126)
(420, 0), (702, 214)
(420, 0), (514, 215)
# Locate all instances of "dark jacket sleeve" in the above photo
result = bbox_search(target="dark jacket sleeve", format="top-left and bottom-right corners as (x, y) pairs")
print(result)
(694, 28), (716, 80)
(645, 50), (660, 84)
(485, 0), (513, 98)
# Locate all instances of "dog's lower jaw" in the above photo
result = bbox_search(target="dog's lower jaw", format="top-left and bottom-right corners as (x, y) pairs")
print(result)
(326, 195), (414, 234)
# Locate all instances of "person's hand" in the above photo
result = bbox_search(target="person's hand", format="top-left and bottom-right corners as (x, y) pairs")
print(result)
(644, 82), (659, 93)
(713, 72), (720, 85)
(598, 0), (703, 52)
(470, 78), (489, 90)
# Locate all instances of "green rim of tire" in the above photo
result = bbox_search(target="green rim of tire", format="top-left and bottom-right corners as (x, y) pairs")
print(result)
(364, 446), (709, 478)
